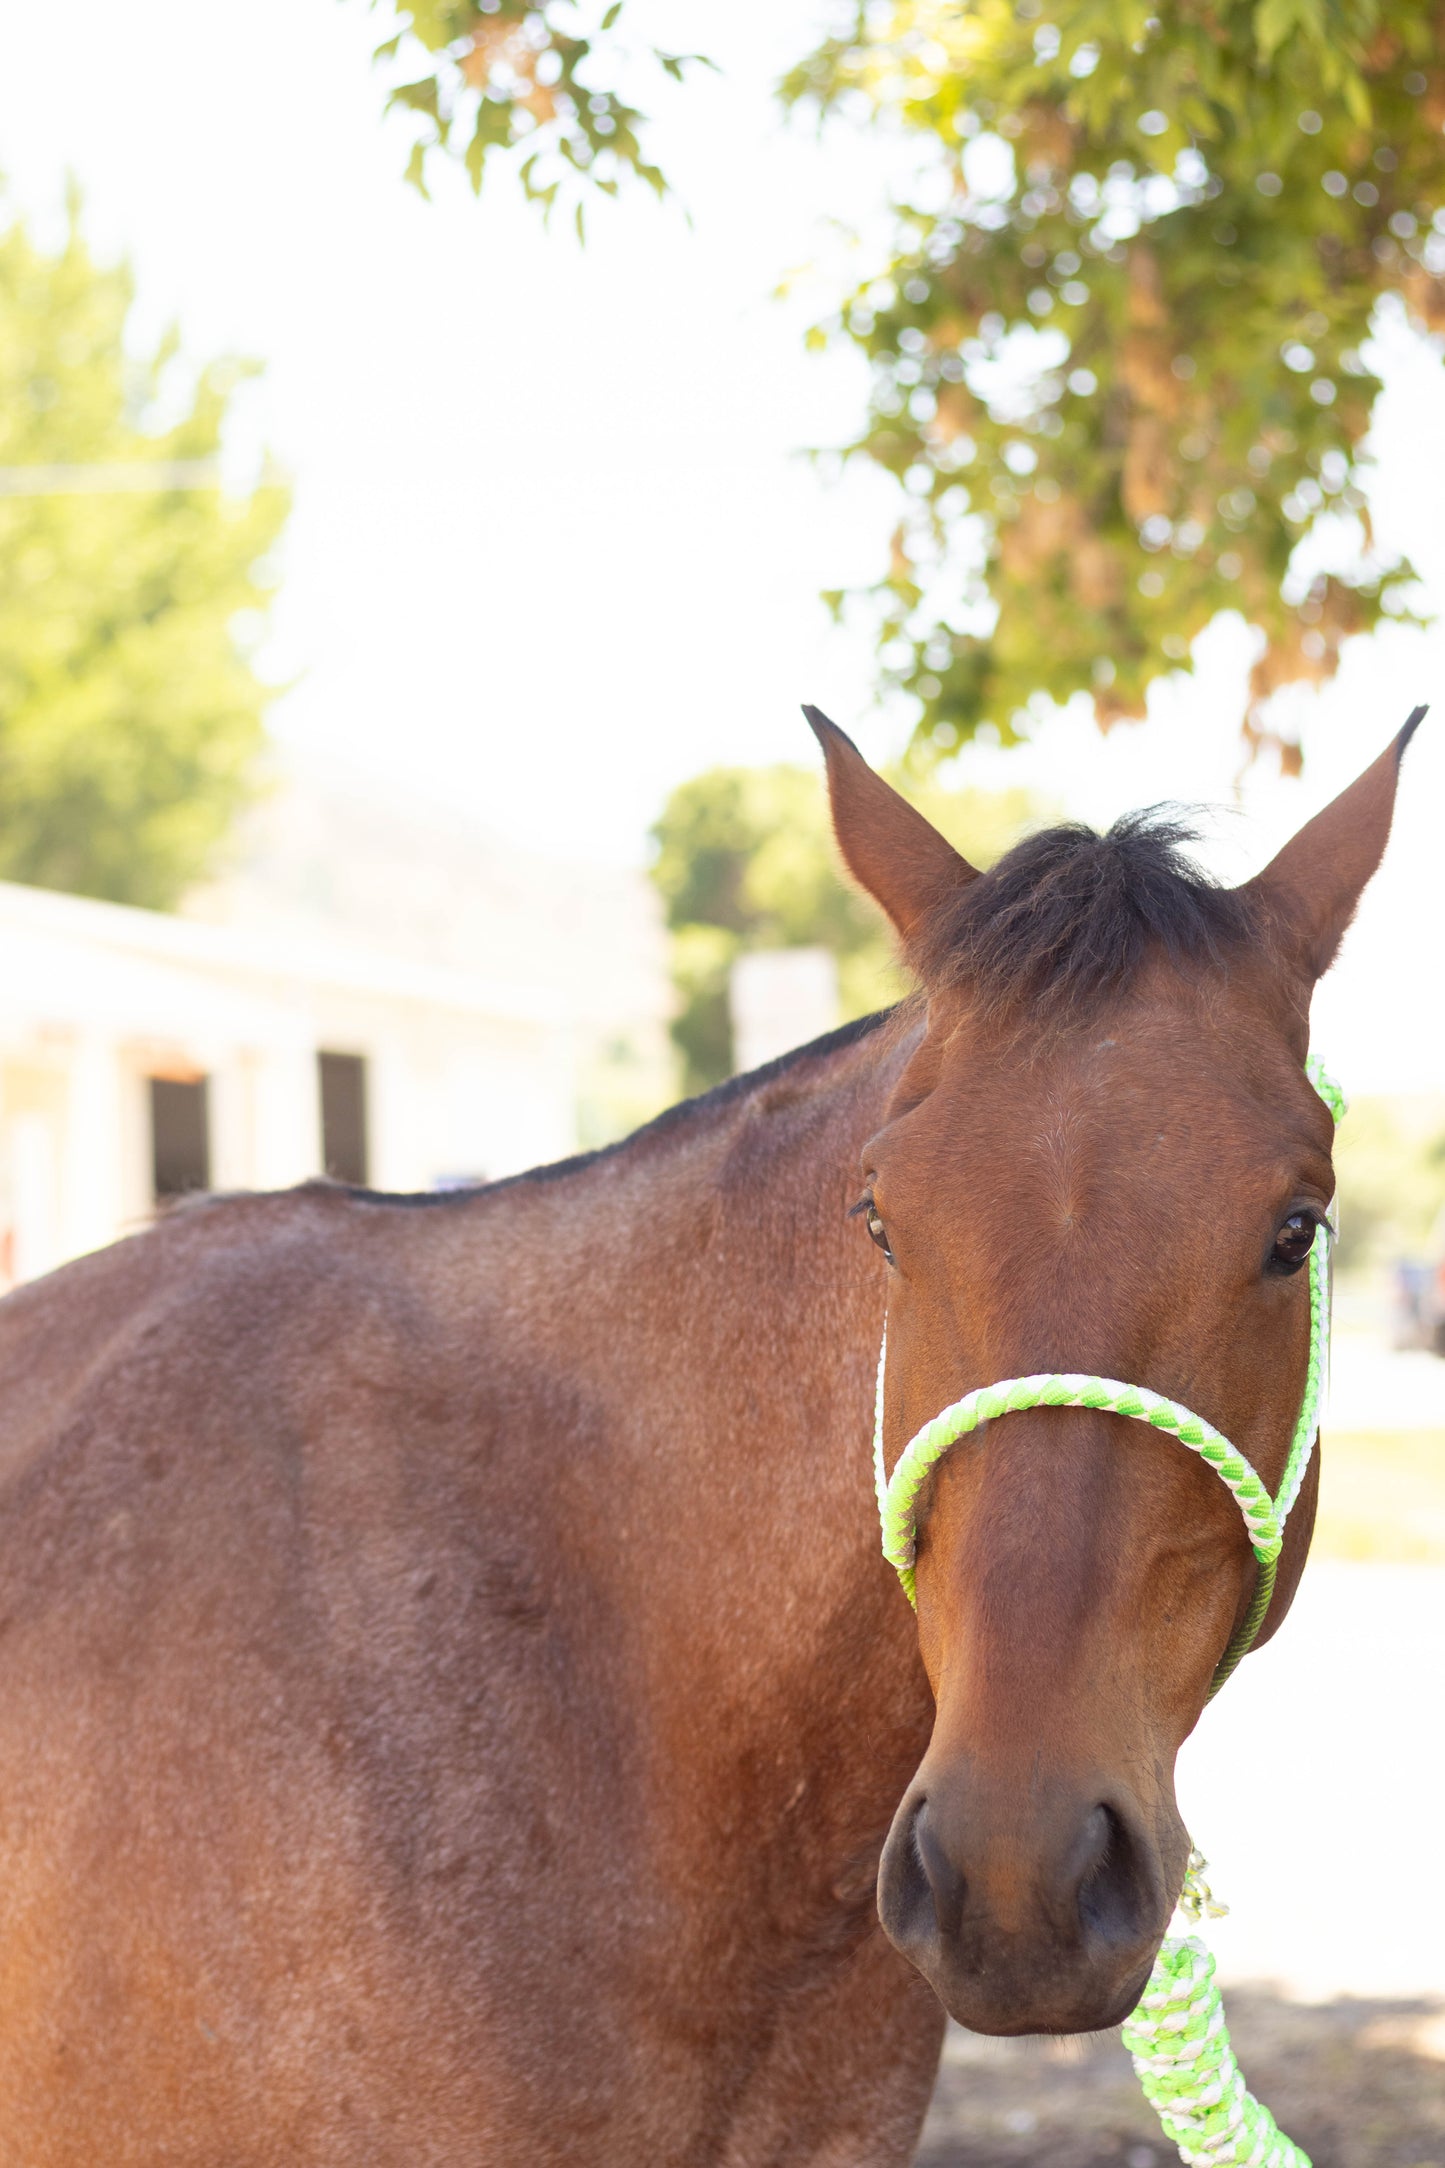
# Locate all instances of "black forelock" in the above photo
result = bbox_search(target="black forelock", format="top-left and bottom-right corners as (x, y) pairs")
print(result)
(908, 805), (1259, 1022)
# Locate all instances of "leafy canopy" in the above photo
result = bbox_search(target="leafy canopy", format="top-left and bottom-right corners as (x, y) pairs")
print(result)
(650, 762), (1040, 1093)
(372, 0), (1445, 766)
(0, 199), (288, 909)
(784, 0), (1445, 767)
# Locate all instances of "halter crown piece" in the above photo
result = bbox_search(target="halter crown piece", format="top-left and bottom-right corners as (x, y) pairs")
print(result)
(872, 1055), (1344, 2168)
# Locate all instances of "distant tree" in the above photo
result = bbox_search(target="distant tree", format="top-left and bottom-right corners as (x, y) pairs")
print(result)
(376, 0), (1445, 766)
(0, 197), (289, 908)
(650, 763), (1041, 1093)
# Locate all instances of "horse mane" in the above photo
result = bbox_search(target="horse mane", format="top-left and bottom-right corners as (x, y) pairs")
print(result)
(331, 1009), (899, 1209)
(908, 806), (1259, 1023)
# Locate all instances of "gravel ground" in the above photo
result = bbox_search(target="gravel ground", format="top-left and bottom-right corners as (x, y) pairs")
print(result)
(917, 1992), (1445, 2168)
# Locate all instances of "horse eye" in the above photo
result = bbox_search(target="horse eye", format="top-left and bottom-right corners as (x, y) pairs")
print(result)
(854, 1197), (895, 1264)
(1271, 1213), (1318, 1272)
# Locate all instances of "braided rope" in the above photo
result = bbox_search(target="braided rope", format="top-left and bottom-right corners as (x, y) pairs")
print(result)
(880, 1371), (1287, 1606)
(1123, 1937), (1309, 2168)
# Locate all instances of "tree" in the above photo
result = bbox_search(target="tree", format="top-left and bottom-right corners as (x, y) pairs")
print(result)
(785, 1), (1445, 767)
(0, 197), (289, 908)
(375, 1), (1445, 766)
(650, 763), (1041, 1092)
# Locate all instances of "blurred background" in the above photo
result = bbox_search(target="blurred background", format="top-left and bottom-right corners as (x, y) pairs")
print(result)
(0, 1), (1440, 2157)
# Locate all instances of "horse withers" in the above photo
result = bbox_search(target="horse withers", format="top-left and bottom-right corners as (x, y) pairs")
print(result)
(0, 712), (1419, 2162)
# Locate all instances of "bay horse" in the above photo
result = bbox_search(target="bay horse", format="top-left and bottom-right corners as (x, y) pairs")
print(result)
(0, 710), (1419, 2163)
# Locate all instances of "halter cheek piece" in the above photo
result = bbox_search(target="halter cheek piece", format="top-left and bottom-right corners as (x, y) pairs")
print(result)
(869, 1057), (1343, 2168)
(872, 1055), (1342, 1697)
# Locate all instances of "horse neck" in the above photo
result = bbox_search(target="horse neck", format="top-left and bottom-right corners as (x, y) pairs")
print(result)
(593, 1010), (926, 1694)
(487, 1013), (935, 1970)
(632, 1014), (935, 1880)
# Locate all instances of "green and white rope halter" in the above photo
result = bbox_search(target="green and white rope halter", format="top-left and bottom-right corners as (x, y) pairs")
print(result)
(872, 1055), (1345, 2168)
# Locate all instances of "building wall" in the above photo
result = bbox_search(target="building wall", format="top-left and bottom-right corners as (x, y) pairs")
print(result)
(0, 880), (577, 1291)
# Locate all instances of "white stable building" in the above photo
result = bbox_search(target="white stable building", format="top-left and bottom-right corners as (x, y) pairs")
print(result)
(0, 757), (675, 1293)
(0, 878), (580, 1290)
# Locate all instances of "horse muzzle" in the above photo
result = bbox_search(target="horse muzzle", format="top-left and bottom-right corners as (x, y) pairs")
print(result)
(876, 1763), (1182, 2035)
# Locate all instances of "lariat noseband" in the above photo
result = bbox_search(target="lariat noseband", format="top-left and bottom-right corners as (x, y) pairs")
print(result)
(872, 1054), (1342, 1696)
(870, 1055), (1344, 2168)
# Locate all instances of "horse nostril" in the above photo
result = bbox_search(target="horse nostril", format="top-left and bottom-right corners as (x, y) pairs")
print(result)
(1076, 1803), (1154, 1955)
(877, 1794), (965, 1958)
(913, 1800), (966, 1938)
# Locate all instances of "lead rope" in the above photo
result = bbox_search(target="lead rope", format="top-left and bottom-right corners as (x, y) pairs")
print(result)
(1123, 1876), (1304, 2168)
(872, 1057), (1343, 2168)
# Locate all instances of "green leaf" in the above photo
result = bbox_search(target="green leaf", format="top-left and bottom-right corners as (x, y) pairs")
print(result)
(390, 76), (442, 119)
(403, 139), (430, 197)
(1343, 70), (1372, 126)
(464, 123), (486, 194)
(1255, 0), (1313, 62)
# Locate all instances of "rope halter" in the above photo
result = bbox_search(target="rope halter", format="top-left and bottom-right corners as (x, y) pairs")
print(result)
(872, 1054), (1342, 1697)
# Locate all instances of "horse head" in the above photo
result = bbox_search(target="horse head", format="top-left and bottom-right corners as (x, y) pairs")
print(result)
(810, 707), (1420, 2036)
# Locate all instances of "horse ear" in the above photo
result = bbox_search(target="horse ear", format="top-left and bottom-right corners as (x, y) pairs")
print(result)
(803, 706), (977, 939)
(1243, 706), (1426, 983)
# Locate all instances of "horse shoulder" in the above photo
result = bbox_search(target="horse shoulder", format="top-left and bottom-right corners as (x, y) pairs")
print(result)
(0, 1186), (652, 2155)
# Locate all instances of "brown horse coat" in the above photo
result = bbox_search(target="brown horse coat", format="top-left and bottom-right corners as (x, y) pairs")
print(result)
(0, 1017), (942, 2163)
(0, 711), (1419, 2160)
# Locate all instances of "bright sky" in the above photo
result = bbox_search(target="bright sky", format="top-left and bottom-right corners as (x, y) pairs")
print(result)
(0, 0), (1441, 1088)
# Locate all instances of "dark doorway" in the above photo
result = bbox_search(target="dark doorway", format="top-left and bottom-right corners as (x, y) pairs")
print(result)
(149, 1077), (211, 1204)
(319, 1051), (369, 1186)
